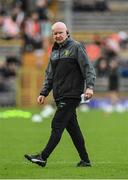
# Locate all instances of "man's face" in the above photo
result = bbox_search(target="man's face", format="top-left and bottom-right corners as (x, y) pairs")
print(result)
(52, 27), (68, 44)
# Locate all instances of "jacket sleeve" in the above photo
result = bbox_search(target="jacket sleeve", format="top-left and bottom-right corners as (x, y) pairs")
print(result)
(40, 60), (53, 97)
(76, 43), (96, 89)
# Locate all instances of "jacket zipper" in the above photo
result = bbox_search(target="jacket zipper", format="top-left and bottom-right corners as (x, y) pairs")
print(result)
(57, 46), (61, 96)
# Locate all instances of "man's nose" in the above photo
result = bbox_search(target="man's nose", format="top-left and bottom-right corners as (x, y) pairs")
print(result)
(56, 34), (60, 38)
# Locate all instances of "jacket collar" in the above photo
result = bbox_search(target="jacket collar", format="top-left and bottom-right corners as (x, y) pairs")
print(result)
(52, 37), (72, 49)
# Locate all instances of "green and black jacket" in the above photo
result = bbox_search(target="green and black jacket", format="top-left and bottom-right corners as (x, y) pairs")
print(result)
(40, 37), (96, 100)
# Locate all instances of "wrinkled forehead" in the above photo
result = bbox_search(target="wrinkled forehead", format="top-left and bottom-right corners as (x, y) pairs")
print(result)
(52, 26), (67, 34)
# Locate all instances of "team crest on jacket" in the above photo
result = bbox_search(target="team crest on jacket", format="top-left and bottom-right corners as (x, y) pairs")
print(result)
(64, 50), (70, 56)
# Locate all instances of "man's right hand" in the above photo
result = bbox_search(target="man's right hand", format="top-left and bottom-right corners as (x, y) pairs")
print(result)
(37, 95), (45, 105)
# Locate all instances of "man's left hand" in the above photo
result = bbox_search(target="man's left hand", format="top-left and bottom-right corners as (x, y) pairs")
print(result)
(84, 88), (94, 99)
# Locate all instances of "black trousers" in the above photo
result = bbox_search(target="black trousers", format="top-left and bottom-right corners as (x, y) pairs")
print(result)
(41, 98), (90, 162)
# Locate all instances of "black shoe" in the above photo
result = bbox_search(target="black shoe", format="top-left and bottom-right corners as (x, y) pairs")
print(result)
(77, 160), (91, 167)
(24, 154), (47, 167)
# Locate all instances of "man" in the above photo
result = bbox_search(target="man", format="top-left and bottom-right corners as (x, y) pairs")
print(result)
(25, 22), (96, 167)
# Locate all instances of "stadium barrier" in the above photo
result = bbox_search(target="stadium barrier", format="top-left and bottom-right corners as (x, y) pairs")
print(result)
(16, 68), (128, 107)
(16, 68), (52, 107)
(1, 68), (128, 107)
(0, 79), (16, 106)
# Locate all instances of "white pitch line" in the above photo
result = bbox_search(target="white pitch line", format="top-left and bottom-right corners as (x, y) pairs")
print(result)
(49, 161), (128, 165)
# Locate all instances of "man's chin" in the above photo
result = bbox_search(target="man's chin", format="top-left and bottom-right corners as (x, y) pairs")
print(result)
(56, 41), (63, 44)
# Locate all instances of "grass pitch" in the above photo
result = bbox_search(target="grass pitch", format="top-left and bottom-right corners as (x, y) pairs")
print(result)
(0, 108), (128, 179)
